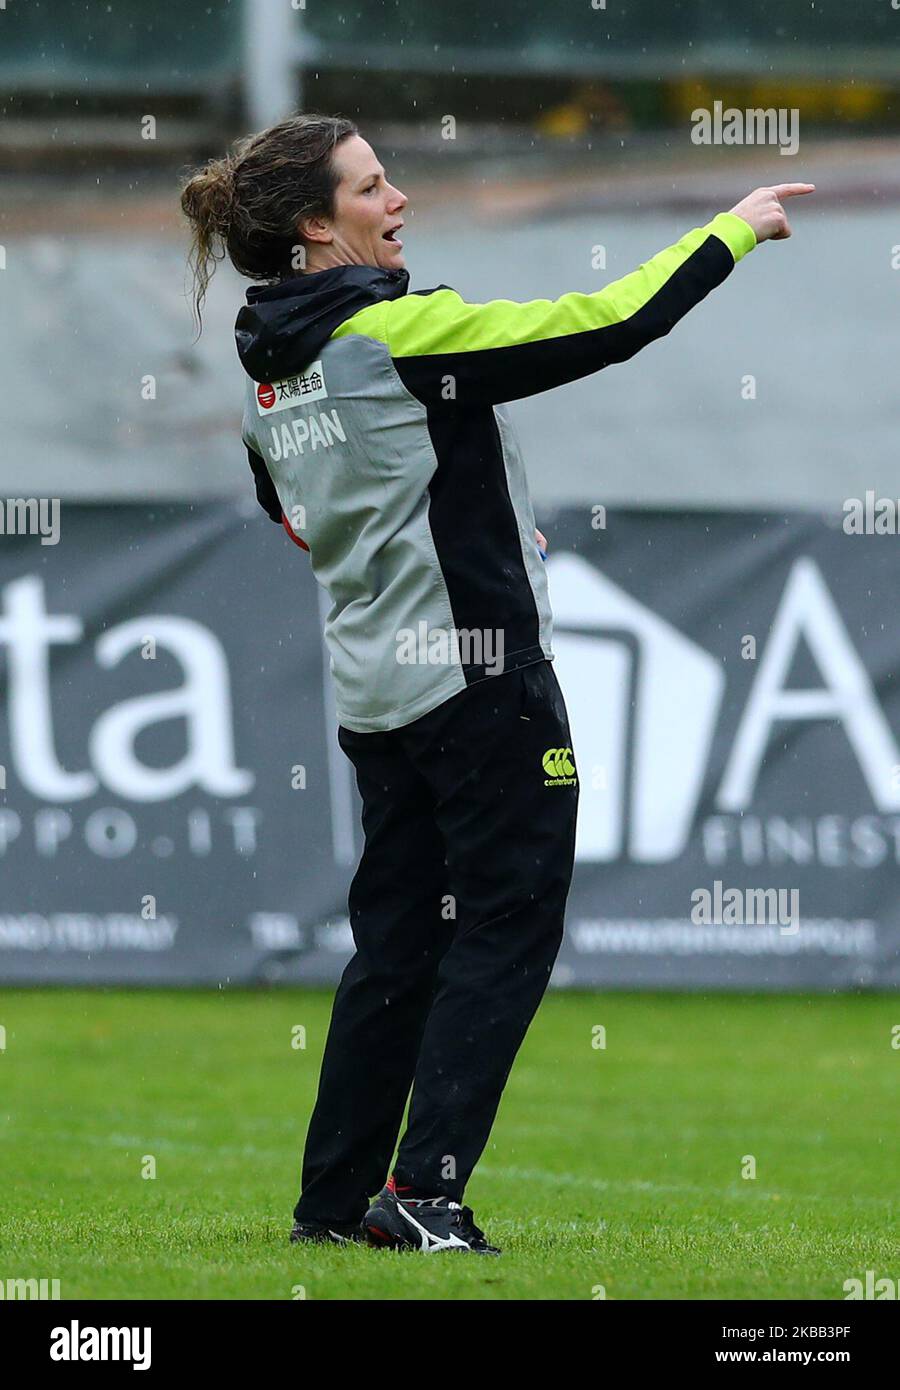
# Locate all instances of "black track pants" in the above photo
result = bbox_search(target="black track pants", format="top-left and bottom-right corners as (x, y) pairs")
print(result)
(293, 658), (579, 1226)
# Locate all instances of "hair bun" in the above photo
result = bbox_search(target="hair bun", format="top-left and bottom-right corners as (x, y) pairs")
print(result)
(180, 156), (236, 238)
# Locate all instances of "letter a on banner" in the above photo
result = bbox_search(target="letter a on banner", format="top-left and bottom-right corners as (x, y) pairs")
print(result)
(718, 558), (900, 812)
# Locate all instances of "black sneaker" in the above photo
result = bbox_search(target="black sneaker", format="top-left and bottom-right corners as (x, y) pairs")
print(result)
(362, 1184), (501, 1255)
(289, 1219), (364, 1246)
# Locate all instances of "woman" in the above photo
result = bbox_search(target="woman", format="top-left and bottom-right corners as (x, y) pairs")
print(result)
(181, 113), (812, 1254)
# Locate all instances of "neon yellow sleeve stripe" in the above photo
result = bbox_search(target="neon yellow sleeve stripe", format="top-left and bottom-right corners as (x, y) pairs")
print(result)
(708, 211), (758, 261)
(332, 212), (754, 361)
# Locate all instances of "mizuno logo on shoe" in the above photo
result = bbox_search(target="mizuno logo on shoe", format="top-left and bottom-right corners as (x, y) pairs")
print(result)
(395, 1202), (471, 1252)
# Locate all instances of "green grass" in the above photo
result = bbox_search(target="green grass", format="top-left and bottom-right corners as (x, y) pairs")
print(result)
(0, 989), (897, 1300)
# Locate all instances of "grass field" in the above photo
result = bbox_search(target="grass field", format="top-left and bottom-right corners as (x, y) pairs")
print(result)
(0, 988), (897, 1300)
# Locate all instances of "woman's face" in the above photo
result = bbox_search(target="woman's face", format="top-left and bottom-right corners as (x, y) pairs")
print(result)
(301, 134), (408, 272)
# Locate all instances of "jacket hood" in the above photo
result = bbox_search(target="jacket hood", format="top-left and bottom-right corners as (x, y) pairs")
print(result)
(235, 264), (410, 384)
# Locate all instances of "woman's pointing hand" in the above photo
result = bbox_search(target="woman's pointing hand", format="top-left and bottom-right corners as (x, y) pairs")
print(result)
(729, 183), (816, 243)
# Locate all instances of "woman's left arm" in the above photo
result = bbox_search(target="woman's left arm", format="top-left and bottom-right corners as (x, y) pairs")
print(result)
(360, 211), (757, 408)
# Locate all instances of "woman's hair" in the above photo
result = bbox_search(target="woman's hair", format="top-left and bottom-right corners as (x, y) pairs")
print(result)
(180, 112), (358, 331)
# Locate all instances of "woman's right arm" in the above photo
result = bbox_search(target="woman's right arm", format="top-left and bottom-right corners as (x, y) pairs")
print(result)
(345, 185), (812, 410)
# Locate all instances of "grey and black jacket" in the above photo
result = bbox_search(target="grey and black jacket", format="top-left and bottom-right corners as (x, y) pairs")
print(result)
(236, 211), (756, 732)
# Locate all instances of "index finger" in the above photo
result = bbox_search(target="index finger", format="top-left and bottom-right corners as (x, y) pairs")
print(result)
(770, 183), (816, 198)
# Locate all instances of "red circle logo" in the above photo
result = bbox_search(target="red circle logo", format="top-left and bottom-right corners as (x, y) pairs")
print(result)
(257, 383), (276, 410)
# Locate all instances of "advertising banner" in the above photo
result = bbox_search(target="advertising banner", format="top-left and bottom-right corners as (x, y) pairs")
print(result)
(1, 502), (897, 989)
